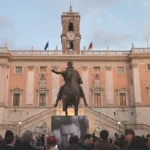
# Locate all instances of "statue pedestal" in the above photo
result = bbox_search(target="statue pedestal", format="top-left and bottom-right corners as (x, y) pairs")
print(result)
(51, 116), (89, 149)
(55, 107), (85, 116)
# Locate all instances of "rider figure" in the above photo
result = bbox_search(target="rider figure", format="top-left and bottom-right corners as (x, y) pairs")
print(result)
(52, 62), (88, 107)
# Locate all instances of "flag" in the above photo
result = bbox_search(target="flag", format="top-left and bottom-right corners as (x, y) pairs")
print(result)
(88, 42), (93, 51)
(44, 42), (49, 50)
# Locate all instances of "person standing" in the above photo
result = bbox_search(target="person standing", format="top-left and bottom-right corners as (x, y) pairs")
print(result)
(93, 130), (118, 150)
(79, 134), (93, 150)
(0, 130), (16, 150)
(124, 129), (147, 149)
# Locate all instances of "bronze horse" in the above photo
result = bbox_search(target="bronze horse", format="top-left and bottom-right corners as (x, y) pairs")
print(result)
(62, 69), (80, 116)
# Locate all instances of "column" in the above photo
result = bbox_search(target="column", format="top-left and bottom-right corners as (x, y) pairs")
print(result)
(132, 63), (142, 104)
(52, 66), (59, 105)
(26, 66), (34, 105)
(81, 65), (89, 104)
(105, 66), (114, 105)
(0, 63), (9, 105)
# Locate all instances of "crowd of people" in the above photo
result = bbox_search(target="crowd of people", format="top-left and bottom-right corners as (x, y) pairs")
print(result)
(0, 129), (150, 150)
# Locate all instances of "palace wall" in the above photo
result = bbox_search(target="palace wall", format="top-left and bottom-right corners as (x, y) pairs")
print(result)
(0, 48), (150, 128)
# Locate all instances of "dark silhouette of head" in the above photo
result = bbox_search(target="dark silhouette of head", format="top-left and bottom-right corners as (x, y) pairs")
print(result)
(100, 130), (109, 140)
(84, 134), (93, 146)
(69, 135), (79, 144)
(67, 62), (73, 68)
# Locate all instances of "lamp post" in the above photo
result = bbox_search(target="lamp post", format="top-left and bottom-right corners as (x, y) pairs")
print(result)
(118, 121), (121, 134)
(18, 121), (22, 138)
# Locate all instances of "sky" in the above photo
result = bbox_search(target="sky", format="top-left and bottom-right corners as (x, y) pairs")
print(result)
(0, 0), (150, 50)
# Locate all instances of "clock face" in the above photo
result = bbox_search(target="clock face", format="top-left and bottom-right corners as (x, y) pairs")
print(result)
(66, 32), (75, 40)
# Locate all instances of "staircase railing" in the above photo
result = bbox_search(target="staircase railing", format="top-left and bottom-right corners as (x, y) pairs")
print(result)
(125, 124), (150, 132)
(85, 107), (125, 131)
(15, 108), (56, 130)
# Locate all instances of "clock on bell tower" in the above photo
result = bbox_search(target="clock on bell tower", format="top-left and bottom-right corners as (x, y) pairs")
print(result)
(61, 6), (81, 54)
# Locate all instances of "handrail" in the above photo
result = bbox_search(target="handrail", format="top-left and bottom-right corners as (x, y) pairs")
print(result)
(85, 107), (125, 131)
(125, 124), (150, 130)
(14, 107), (54, 126)
(87, 107), (121, 123)
(20, 110), (56, 132)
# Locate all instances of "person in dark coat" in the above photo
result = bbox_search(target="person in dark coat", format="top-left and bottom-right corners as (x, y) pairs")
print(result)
(124, 129), (147, 150)
(93, 130), (118, 150)
(16, 130), (36, 150)
(79, 134), (93, 150)
(0, 130), (16, 150)
(0, 130), (13, 149)
(66, 135), (79, 150)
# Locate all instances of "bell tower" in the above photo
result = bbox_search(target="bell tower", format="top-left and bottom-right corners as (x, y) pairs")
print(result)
(61, 6), (81, 54)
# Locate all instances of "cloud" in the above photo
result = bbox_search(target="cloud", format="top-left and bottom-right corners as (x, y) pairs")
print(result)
(92, 29), (132, 49)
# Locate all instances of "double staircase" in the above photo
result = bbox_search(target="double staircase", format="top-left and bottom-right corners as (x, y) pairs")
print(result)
(1, 107), (150, 136)
(13, 107), (125, 136)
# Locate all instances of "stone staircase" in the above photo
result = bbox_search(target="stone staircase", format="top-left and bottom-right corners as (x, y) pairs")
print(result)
(13, 107), (125, 136)
(85, 108), (125, 135)
(1, 107), (150, 137)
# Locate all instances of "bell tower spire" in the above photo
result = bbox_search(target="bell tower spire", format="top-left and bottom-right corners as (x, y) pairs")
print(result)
(69, 0), (72, 12)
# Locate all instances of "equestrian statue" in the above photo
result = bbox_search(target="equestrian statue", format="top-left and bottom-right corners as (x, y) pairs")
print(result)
(51, 62), (88, 116)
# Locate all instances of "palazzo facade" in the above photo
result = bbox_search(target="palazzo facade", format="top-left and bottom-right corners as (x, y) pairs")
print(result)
(0, 7), (150, 136)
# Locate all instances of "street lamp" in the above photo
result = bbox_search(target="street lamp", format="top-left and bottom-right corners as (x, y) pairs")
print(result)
(118, 121), (121, 134)
(18, 122), (22, 138)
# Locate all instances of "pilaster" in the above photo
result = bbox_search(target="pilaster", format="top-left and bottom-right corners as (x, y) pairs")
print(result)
(131, 63), (142, 104)
(0, 63), (9, 106)
(81, 65), (89, 104)
(26, 66), (35, 105)
(105, 66), (114, 105)
(52, 65), (59, 105)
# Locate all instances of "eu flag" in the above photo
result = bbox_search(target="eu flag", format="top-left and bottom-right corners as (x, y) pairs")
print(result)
(44, 42), (49, 50)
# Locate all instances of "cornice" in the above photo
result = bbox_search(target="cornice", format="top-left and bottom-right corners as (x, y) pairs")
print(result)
(0, 53), (12, 60)
(4, 52), (150, 61)
(129, 53), (150, 58)
(9, 55), (129, 62)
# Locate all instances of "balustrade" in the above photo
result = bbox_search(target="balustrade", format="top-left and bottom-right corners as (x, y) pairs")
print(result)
(134, 48), (150, 53)
(5, 50), (131, 56)
(125, 124), (150, 132)
(0, 47), (6, 52)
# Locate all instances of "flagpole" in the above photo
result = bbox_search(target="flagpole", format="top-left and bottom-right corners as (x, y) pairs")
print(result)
(146, 36), (149, 48)
(48, 41), (49, 50)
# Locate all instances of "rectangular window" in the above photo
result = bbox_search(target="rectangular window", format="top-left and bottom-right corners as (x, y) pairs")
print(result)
(13, 93), (20, 106)
(94, 93), (101, 106)
(39, 93), (46, 106)
(117, 67), (124, 74)
(120, 93), (126, 106)
(147, 64), (150, 71)
(94, 67), (100, 74)
(16, 67), (22, 73)
(40, 66), (47, 73)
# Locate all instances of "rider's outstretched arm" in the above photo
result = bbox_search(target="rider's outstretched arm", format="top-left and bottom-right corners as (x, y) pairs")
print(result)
(52, 70), (65, 75)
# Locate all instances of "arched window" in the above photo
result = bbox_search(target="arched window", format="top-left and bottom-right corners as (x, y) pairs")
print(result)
(68, 22), (73, 31)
